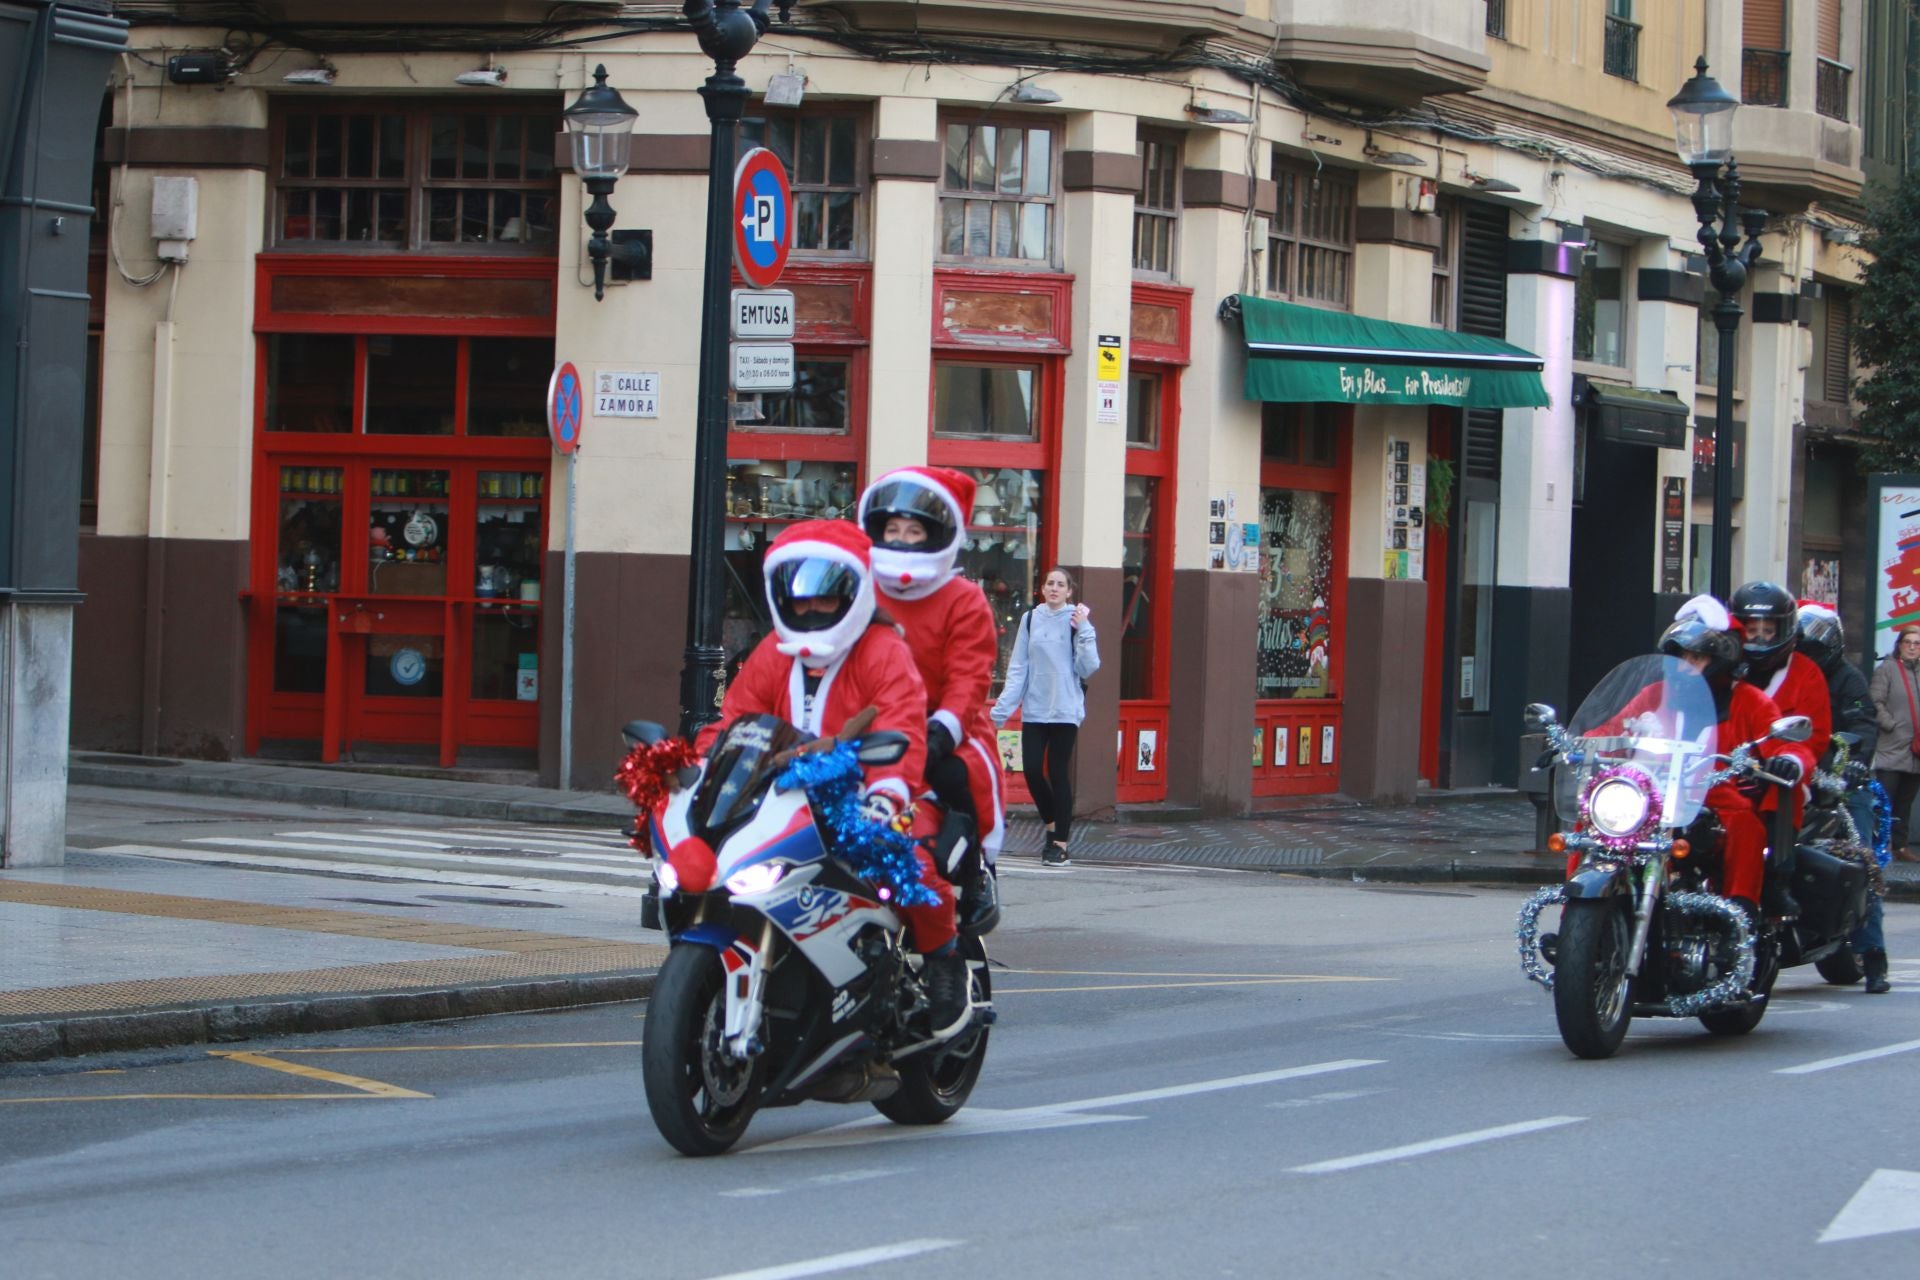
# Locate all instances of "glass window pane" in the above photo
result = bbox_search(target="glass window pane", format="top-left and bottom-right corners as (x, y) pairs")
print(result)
(524, 115), (556, 181)
(951, 465), (1045, 694)
(346, 189), (375, 242)
(944, 124), (968, 188)
(740, 358), (850, 432)
(467, 337), (554, 436)
(368, 470), (451, 600)
(346, 115), (374, 177)
(934, 363), (1038, 438)
(378, 115), (406, 179)
(1019, 202), (1048, 260)
(274, 604), (329, 693)
(495, 115), (522, 180)
(798, 116), (827, 185)
(471, 612), (541, 700)
(1127, 372), (1160, 447)
(1121, 475), (1158, 700)
(493, 190), (523, 243)
(996, 127), (1023, 194)
(971, 125), (997, 191)
(463, 115), (490, 179)
(279, 189), (311, 242)
(795, 191), (824, 251)
(275, 474), (344, 602)
(940, 198), (965, 255)
(311, 189), (341, 240)
(828, 117), (856, 185)
(314, 115), (342, 178)
(1256, 488), (1336, 699)
(283, 114), (311, 177)
(991, 202), (1016, 257)
(376, 190), (406, 242)
(826, 192), (855, 251)
(965, 201), (990, 256)
(365, 336), (457, 435)
(266, 335), (355, 433)
(1025, 128), (1051, 195)
(428, 190), (457, 242)
(461, 191), (490, 244)
(1458, 495), (1496, 712)
(430, 116), (457, 179)
(769, 117), (796, 171)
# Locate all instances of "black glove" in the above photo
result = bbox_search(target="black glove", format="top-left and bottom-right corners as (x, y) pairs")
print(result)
(926, 719), (956, 765)
(1767, 755), (1804, 787)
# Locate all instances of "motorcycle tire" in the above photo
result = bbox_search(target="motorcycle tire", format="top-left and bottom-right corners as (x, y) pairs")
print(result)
(1553, 900), (1634, 1060)
(874, 935), (992, 1126)
(1699, 940), (1779, 1036)
(1815, 949), (1864, 986)
(642, 945), (761, 1156)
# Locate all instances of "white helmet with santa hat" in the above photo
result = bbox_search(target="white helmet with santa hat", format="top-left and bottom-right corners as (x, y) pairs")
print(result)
(762, 519), (878, 667)
(857, 466), (976, 600)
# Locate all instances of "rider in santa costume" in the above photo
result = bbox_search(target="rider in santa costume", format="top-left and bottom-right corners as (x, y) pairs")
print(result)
(695, 518), (971, 1037)
(858, 466), (1006, 923)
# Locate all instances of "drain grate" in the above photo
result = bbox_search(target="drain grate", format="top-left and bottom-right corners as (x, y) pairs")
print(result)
(1076, 843), (1325, 869)
(324, 897), (436, 909)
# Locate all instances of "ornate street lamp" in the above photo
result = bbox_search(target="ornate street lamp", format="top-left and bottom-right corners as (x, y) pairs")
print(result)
(563, 65), (644, 300)
(677, 0), (795, 738)
(1668, 57), (1768, 600)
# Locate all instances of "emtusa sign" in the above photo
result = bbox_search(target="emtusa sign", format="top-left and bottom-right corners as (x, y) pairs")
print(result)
(731, 289), (795, 339)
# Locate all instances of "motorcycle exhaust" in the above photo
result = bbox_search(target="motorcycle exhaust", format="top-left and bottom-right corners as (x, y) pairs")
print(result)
(806, 1061), (902, 1103)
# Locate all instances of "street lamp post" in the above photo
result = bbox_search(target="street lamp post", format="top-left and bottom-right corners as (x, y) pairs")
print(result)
(1668, 57), (1768, 601)
(677, 0), (793, 740)
(562, 66), (642, 301)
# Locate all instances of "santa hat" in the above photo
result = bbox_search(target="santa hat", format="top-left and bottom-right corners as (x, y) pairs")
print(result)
(1675, 593), (1733, 633)
(762, 519), (877, 666)
(858, 466), (977, 600)
(1796, 598), (1839, 621)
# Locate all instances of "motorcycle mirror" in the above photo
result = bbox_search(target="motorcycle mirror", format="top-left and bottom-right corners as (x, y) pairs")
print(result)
(1767, 715), (1812, 744)
(855, 732), (910, 766)
(622, 719), (668, 750)
(1524, 703), (1558, 729)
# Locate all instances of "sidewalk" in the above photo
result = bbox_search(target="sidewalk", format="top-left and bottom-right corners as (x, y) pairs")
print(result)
(5, 752), (1913, 1064)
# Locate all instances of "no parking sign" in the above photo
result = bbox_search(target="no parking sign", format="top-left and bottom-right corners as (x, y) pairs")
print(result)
(546, 361), (583, 455)
(733, 147), (793, 289)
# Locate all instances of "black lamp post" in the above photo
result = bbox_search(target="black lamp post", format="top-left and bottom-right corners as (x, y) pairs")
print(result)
(676, 0), (792, 740)
(1668, 57), (1768, 601)
(562, 66), (643, 300)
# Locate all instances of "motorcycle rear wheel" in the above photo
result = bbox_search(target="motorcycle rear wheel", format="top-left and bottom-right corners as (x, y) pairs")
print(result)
(875, 935), (992, 1125)
(1699, 940), (1778, 1036)
(643, 945), (761, 1156)
(1553, 900), (1633, 1060)
(1815, 949), (1864, 986)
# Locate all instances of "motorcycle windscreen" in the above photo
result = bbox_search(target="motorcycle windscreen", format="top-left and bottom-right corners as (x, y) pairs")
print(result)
(1560, 654), (1720, 828)
(692, 714), (810, 836)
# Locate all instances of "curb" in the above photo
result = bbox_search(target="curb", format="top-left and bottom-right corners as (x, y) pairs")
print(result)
(68, 762), (630, 829)
(0, 971), (657, 1065)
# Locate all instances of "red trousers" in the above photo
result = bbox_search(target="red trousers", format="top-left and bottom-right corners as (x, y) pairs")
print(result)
(1562, 800), (1765, 904)
(897, 807), (956, 954)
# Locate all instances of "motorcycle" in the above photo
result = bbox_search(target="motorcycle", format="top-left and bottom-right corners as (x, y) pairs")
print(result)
(1802, 731), (1887, 987)
(623, 714), (992, 1156)
(1516, 654), (1870, 1059)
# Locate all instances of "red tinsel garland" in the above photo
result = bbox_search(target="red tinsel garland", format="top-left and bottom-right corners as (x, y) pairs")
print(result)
(615, 738), (700, 834)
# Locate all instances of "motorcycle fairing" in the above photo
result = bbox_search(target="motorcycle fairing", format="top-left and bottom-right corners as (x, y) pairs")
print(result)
(1562, 861), (1632, 900)
(718, 933), (768, 1056)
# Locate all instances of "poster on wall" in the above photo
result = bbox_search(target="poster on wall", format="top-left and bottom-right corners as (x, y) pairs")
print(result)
(998, 729), (1023, 772)
(1137, 729), (1158, 772)
(1274, 725), (1289, 767)
(1871, 477), (1920, 655)
(1661, 477), (1687, 594)
(1801, 556), (1840, 607)
(1383, 438), (1426, 579)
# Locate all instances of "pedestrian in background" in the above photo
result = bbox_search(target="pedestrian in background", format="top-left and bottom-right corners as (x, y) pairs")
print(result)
(992, 567), (1100, 866)
(1869, 624), (1920, 862)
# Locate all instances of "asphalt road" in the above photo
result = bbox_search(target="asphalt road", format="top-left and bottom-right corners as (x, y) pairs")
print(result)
(4, 860), (1918, 1278)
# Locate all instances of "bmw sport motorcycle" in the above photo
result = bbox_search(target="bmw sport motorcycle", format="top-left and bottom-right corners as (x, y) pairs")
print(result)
(1517, 655), (1870, 1059)
(624, 714), (992, 1156)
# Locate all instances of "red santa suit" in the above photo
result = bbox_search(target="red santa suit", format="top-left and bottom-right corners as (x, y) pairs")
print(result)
(1748, 650), (1830, 824)
(695, 521), (955, 953)
(858, 466), (1007, 859)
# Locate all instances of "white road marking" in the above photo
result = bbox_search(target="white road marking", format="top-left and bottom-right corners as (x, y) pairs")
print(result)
(748, 1059), (1382, 1155)
(699, 1238), (961, 1280)
(1820, 1169), (1920, 1243)
(1777, 1038), (1920, 1075)
(366, 827), (636, 856)
(181, 836), (648, 879)
(1289, 1116), (1586, 1174)
(96, 844), (654, 898)
(1265, 1089), (1384, 1111)
(718, 1188), (784, 1199)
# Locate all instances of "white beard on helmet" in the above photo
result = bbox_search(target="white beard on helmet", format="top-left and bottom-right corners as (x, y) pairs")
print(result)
(771, 577), (876, 667)
(870, 544), (958, 601)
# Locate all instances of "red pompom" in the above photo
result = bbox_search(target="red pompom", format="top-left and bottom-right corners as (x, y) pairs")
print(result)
(668, 836), (718, 894)
(615, 737), (701, 820)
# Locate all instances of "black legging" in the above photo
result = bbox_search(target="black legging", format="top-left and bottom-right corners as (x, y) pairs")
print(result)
(1021, 722), (1079, 844)
(1877, 769), (1920, 852)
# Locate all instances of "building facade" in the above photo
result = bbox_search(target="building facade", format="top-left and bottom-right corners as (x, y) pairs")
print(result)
(79, 0), (1890, 813)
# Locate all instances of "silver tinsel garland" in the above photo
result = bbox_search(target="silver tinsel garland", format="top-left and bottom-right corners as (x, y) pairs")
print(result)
(1659, 891), (1756, 1016)
(1516, 886), (1565, 990)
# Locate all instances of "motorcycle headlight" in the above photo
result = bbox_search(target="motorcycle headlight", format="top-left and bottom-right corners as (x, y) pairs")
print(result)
(1587, 777), (1652, 838)
(724, 862), (788, 897)
(655, 861), (680, 896)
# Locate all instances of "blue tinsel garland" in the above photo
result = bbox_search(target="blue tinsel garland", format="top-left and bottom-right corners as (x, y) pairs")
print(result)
(1870, 776), (1893, 867)
(776, 743), (939, 907)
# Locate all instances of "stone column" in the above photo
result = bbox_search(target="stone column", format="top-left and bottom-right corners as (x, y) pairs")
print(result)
(866, 97), (939, 478)
(1633, 246), (1707, 620)
(1738, 246), (1815, 586)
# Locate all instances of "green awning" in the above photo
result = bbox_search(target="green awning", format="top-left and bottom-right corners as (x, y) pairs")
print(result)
(1231, 294), (1551, 409)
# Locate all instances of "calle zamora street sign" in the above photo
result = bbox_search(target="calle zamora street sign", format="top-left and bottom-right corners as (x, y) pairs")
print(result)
(732, 147), (793, 289)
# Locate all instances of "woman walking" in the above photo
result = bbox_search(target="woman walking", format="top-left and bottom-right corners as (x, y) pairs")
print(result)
(992, 568), (1101, 866)
(1869, 625), (1920, 862)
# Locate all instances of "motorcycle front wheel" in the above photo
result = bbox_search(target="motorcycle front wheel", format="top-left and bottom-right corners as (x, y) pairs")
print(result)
(642, 945), (761, 1156)
(875, 935), (992, 1125)
(1553, 899), (1633, 1059)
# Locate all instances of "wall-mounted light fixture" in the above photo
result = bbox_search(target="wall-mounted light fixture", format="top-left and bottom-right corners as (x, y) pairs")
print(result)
(563, 64), (647, 299)
(455, 65), (507, 87)
(1364, 133), (1423, 166)
(283, 65), (336, 86)
(1462, 167), (1522, 193)
(1010, 79), (1062, 104)
(765, 65), (806, 106)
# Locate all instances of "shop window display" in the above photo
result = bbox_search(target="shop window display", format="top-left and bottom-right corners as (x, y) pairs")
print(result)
(273, 465), (344, 694)
(732, 358), (850, 433)
(720, 459), (860, 671)
(1256, 488), (1335, 699)
(368, 468), (451, 596)
(1121, 475), (1158, 700)
(954, 465), (1045, 693)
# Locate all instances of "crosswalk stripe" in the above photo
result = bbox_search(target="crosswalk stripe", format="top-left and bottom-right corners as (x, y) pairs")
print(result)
(95, 844), (655, 897)
(273, 830), (644, 867)
(375, 827), (631, 854)
(183, 836), (649, 879)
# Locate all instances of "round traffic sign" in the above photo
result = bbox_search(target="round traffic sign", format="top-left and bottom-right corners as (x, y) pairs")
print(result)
(733, 147), (793, 288)
(547, 361), (583, 455)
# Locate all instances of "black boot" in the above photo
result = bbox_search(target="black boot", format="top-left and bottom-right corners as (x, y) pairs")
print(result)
(923, 948), (971, 1039)
(1865, 949), (1892, 994)
(959, 867), (1000, 936)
